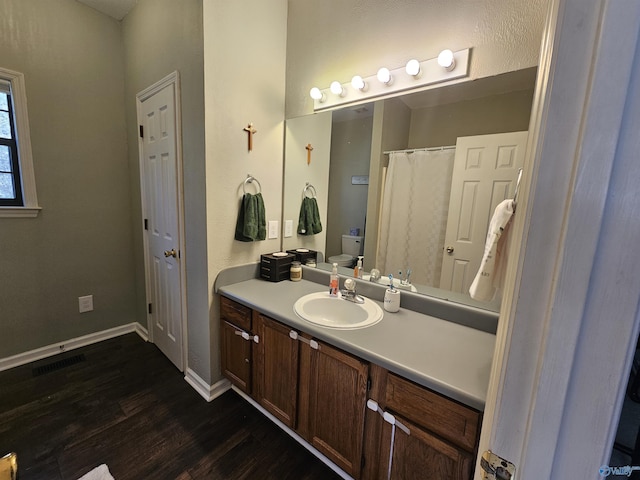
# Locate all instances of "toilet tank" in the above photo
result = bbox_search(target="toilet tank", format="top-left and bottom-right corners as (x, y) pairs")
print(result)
(342, 235), (363, 257)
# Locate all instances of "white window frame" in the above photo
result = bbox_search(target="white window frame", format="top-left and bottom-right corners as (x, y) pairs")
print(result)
(0, 67), (40, 217)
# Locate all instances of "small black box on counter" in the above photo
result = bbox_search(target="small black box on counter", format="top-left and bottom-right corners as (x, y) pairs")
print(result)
(260, 252), (295, 282)
(286, 249), (318, 265)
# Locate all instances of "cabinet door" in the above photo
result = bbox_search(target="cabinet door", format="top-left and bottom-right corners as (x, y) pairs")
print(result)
(308, 341), (369, 479)
(220, 320), (252, 393)
(378, 414), (473, 480)
(254, 313), (299, 428)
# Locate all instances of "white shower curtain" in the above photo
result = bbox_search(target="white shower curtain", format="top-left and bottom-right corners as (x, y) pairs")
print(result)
(376, 149), (455, 286)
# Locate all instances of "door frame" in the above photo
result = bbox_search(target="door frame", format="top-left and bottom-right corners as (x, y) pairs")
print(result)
(477, 0), (640, 478)
(136, 71), (188, 371)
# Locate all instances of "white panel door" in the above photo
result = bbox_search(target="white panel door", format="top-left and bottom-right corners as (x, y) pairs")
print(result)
(139, 79), (184, 371)
(439, 131), (528, 294)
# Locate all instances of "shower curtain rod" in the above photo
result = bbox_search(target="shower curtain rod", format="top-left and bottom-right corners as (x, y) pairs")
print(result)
(383, 145), (456, 155)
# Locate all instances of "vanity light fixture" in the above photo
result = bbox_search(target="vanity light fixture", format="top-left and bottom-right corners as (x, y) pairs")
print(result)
(351, 75), (367, 91)
(309, 87), (326, 102)
(405, 59), (421, 77)
(330, 81), (346, 97)
(437, 49), (456, 71)
(309, 48), (470, 111)
(376, 67), (393, 85)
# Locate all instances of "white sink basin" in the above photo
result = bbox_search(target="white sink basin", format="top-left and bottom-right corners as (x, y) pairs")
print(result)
(293, 292), (384, 329)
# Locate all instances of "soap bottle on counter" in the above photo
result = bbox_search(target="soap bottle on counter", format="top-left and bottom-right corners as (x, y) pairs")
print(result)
(354, 256), (364, 279)
(329, 263), (339, 297)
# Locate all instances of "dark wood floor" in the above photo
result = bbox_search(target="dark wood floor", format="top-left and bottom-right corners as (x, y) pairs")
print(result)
(0, 333), (341, 480)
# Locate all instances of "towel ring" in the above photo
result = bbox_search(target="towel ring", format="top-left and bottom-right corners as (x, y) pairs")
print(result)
(243, 174), (261, 194)
(302, 182), (317, 199)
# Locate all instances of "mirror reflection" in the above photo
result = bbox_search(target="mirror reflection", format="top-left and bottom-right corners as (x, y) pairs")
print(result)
(283, 68), (537, 312)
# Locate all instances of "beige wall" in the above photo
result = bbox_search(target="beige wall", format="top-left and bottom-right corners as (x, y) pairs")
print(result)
(204, 0), (288, 384)
(285, 0), (547, 119)
(408, 90), (534, 147)
(0, 0), (135, 357)
(122, 0), (207, 380)
(326, 116), (373, 259)
(282, 112), (332, 256)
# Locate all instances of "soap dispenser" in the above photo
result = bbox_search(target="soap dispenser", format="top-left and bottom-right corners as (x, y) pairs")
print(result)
(354, 256), (364, 279)
(329, 263), (339, 297)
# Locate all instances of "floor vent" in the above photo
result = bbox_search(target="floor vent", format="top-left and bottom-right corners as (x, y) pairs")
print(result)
(33, 354), (86, 377)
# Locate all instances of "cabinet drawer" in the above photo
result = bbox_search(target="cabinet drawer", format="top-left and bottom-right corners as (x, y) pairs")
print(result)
(220, 296), (252, 331)
(385, 373), (480, 452)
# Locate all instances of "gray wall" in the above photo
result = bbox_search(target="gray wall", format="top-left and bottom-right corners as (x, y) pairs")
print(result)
(0, 0), (136, 357)
(122, 0), (207, 379)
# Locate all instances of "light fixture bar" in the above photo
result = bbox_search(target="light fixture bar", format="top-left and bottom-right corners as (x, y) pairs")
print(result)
(312, 48), (470, 111)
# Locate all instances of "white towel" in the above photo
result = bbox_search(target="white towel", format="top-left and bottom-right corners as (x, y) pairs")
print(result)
(77, 464), (115, 480)
(469, 199), (515, 302)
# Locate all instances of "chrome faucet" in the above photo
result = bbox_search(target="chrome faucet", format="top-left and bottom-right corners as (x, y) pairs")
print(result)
(341, 278), (365, 304)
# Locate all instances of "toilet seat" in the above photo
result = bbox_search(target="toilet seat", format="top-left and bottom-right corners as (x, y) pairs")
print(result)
(328, 254), (354, 267)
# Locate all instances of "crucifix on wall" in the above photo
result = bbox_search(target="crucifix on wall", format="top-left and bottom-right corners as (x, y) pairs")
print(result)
(243, 123), (257, 151)
(306, 143), (313, 165)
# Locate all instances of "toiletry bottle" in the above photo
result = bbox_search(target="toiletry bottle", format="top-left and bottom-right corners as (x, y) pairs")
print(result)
(356, 256), (364, 279)
(330, 263), (339, 297)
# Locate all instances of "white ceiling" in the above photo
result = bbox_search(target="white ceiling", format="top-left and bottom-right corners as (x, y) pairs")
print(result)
(75, 0), (138, 21)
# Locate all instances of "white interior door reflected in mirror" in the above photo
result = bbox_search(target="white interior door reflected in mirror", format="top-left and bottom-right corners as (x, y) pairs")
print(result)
(439, 131), (528, 294)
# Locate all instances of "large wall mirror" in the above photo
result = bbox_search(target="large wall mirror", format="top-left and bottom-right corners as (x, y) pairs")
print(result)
(282, 67), (537, 312)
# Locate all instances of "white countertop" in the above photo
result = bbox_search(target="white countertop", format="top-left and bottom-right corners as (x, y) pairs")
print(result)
(218, 277), (495, 411)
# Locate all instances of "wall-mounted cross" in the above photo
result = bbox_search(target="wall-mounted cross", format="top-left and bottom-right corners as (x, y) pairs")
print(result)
(306, 143), (313, 165)
(243, 123), (257, 151)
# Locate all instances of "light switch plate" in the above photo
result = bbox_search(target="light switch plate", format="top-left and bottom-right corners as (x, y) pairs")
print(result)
(268, 220), (279, 239)
(285, 220), (293, 237)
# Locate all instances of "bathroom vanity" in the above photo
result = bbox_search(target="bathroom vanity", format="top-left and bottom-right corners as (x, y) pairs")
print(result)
(217, 266), (496, 480)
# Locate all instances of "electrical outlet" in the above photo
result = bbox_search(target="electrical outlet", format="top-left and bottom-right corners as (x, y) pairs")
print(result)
(284, 219), (293, 237)
(268, 220), (279, 239)
(78, 295), (93, 313)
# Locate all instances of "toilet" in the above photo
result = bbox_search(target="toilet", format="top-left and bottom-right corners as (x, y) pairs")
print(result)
(328, 235), (363, 267)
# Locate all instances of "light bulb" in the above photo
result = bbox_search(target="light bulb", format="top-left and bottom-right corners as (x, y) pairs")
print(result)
(351, 75), (366, 91)
(330, 81), (345, 96)
(377, 67), (392, 85)
(309, 87), (325, 102)
(405, 59), (421, 77)
(437, 49), (455, 71)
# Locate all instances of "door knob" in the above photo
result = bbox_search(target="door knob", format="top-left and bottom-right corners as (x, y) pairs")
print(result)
(446, 246), (454, 254)
(164, 248), (177, 258)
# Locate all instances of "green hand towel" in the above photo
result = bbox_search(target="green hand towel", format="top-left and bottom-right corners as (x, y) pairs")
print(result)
(297, 197), (322, 235)
(235, 193), (266, 242)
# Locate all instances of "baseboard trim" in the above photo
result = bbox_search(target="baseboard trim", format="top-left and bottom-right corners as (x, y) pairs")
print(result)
(184, 368), (231, 402)
(231, 386), (352, 480)
(0, 322), (148, 372)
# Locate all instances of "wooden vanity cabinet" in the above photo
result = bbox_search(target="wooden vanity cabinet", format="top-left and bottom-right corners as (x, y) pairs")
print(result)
(253, 311), (299, 429)
(371, 372), (481, 480)
(219, 295), (481, 480)
(219, 297), (253, 393)
(299, 338), (369, 479)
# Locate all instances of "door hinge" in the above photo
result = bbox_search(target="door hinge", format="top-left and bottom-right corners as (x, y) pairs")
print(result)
(144, 218), (148, 230)
(480, 450), (515, 480)
(367, 376), (372, 391)
(148, 303), (152, 314)
(139, 125), (144, 138)
(361, 456), (365, 469)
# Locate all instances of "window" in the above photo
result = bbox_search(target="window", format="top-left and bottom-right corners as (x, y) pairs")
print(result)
(0, 81), (23, 206)
(0, 67), (39, 217)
